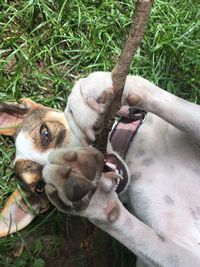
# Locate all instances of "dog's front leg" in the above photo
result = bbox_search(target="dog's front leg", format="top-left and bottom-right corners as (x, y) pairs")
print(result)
(82, 174), (200, 267)
(43, 147), (200, 267)
(93, 203), (200, 267)
(124, 75), (200, 144)
(66, 72), (200, 144)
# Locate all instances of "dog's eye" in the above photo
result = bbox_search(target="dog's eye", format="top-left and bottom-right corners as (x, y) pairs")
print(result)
(40, 123), (51, 146)
(35, 181), (45, 194)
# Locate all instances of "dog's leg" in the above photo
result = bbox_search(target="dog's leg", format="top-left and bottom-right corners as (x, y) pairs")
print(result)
(66, 72), (200, 144)
(124, 75), (200, 144)
(43, 148), (200, 267)
(85, 175), (200, 267)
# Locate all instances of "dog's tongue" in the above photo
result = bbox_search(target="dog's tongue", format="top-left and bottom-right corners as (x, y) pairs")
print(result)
(104, 154), (129, 194)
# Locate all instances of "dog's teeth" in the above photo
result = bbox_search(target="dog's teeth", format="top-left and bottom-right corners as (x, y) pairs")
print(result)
(106, 162), (116, 170)
(117, 174), (123, 180)
(114, 178), (120, 191)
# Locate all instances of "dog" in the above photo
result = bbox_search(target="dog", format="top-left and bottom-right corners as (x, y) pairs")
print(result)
(1, 72), (200, 266)
(42, 72), (200, 267)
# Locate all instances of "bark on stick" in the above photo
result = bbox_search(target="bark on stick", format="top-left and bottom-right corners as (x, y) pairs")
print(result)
(95, 0), (154, 154)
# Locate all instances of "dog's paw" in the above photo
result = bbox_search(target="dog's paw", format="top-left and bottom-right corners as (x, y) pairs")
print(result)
(80, 171), (123, 225)
(42, 147), (104, 212)
(42, 146), (122, 224)
(65, 72), (113, 145)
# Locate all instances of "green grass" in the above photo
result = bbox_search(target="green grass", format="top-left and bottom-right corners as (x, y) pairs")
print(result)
(0, 0), (200, 266)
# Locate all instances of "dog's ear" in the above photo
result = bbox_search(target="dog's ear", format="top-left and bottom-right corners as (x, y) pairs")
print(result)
(0, 101), (28, 137)
(0, 98), (41, 137)
(0, 188), (42, 237)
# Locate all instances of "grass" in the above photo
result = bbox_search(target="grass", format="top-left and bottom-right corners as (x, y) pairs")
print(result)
(0, 0), (200, 266)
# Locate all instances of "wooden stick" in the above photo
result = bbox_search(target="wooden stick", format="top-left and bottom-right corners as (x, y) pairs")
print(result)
(94, 0), (154, 154)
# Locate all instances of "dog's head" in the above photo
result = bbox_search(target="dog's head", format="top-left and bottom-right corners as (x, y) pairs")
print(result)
(0, 98), (80, 237)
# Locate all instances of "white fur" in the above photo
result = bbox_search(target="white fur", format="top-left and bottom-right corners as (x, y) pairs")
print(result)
(65, 72), (200, 266)
(15, 131), (53, 165)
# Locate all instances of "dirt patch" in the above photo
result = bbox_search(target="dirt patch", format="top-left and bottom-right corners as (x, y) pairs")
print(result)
(38, 217), (114, 267)
(6, 215), (136, 267)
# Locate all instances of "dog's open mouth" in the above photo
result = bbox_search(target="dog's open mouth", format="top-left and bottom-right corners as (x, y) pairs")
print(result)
(104, 154), (129, 194)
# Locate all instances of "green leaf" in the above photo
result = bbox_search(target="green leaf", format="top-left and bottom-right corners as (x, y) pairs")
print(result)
(31, 258), (45, 267)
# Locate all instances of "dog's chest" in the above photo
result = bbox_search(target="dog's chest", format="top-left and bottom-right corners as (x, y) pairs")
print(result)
(123, 113), (200, 249)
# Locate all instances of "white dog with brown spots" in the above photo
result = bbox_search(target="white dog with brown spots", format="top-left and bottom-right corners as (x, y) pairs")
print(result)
(1, 72), (200, 266)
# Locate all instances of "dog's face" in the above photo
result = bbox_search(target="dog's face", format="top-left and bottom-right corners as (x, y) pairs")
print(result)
(15, 101), (69, 165)
(0, 98), (80, 237)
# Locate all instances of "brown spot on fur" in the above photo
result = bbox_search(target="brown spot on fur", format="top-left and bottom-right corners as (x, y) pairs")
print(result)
(142, 158), (154, 167)
(15, 160), (42, 179)
(163, 195), (175, 205)
(131, 172), (142, 181)
(106, 202), (120, 223)
(190, 208), (199, 220)
(55, 127), (66, 148)
(136, 149), (145, 157)
(15, 160), (43, 192)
